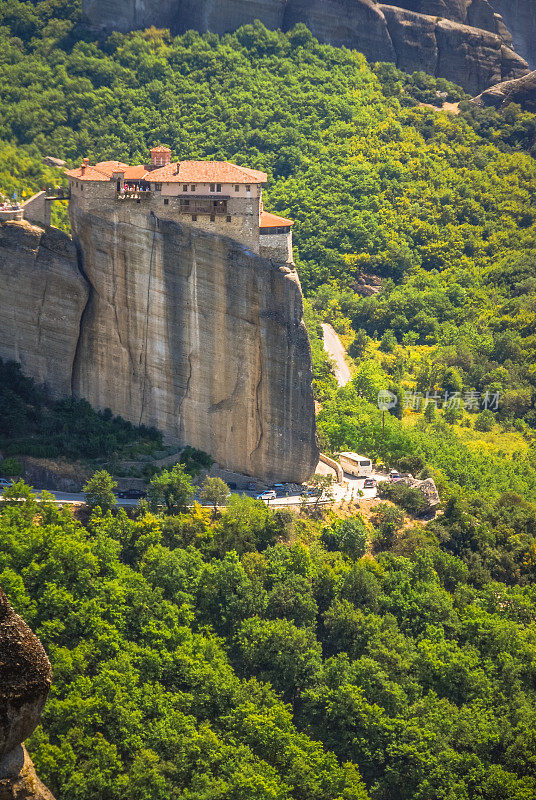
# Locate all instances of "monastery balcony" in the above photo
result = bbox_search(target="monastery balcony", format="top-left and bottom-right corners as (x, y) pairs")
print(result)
(117, 190), (152, 201)
(179, 197), (228, 215)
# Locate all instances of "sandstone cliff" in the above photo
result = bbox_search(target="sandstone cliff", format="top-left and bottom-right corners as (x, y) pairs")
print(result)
(471, 69), (536, 113)
(492, 0), (536, 68)
(69, 202), (318, 483)
(81, 0), (531, 92)
(0, 212), (318, 483)
(0, 222), (89, 399)
(0, 588), (55, 800)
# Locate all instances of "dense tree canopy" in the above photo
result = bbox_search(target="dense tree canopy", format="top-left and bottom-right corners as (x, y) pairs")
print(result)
(1, 5), (536, 798)
(1, 486), (536, 799)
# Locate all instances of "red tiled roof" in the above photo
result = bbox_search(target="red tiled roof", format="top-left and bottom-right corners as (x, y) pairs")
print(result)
(65, 159), (267, 184)
(260, 210), (294, 228)
(123, 165), (151, 180)
(150, 161), (267, 184)
(150, 145), (171, 153)
(94, 160), (129, 176)
(64, 164), (110, 181)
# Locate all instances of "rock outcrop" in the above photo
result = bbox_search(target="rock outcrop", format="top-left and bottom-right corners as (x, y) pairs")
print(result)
(401, 475), (440, 508)
(492, 0), (536, 68)
(69, 202), (318, 483)
(0, 222), (89, 399)
(0, 588), (55, 800)
(81, 0), (531, 92)
(471, 69), (536, 113)
(0, 211), (318, 483)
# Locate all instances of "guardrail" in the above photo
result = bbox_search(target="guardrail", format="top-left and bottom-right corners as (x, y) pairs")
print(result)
(319, 453), (344, 483)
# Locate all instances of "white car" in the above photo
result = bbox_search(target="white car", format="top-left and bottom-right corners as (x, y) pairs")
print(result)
(257, 490), (276, 501)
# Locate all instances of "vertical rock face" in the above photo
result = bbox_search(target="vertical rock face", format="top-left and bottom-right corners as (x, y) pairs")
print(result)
(177, 0), (287, 35)
(492, 0), (536, 67)
(81, 0), (530, 92)
(0, 222), (89, 399)
(284, 0), (396, 62)
(0, 588), (55, 800)
(69, 201), (319, 483)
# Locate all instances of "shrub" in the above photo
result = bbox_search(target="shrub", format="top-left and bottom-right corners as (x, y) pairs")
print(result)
(377, 481), (429, 517)
(322, 516), (368, 559)
(83, 470), (118, 512)
(474, 410), (495, 432)
(0, 457), (23, 477)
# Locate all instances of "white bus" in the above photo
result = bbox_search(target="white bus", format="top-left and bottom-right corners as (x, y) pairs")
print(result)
(339, 452), (373, 477)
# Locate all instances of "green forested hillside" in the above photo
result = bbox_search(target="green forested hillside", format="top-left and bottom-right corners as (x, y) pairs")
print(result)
(1, 1), (535, 429)
(1, 488), (536, 800)
(2, 4), (536, 799)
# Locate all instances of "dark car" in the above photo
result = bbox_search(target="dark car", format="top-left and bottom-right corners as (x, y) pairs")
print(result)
(117, 489), (147, 499)
(363, 478), (377, 489)
(301, 487), (321, 498)
(271, 483), (287, 497)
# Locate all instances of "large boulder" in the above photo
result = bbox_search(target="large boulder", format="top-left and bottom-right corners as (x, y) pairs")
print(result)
(0, 588), (55, 800)
(471, 69), (536, 113)
(402, 476), (440, 508)
(0, 221), (89, 399)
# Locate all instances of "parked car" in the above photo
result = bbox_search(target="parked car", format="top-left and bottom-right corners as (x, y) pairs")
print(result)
(117, 489), (147, 499)
(257, 490), (276, 501)
(271, 483), (287, 497)
(301, 487), (322, 498)
(363, 477), (377, 488)
(0, 478), (13, 488)
(389, 470), (402, 483)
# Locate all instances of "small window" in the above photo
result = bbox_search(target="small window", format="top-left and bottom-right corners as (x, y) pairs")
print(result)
(234, 184), (239, 192)
(216, 183), (222, 192)
(210, 183), (215, 192)
(182, 199), (190, 207)
(191, 184), (196, 191)
(164, 199), (169, 205)
(154, 183), (162, 191)
(183, 184), (188, 191)
(246, 184), (251, 192)
(226, 215), (231, 222)
(213, 200), (218, 207)
(210, 214), (215, 222)
(136, 198), (140, 204)
(192, 214), (197, 221)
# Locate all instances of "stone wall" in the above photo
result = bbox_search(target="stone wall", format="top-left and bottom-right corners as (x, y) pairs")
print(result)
(69, 180), (262, 252)
(22, 191), (51, 228)
(259, 230), (293, 263)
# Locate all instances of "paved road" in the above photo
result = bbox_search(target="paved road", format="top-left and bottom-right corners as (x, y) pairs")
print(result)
(322, 323), (352, 387)
(0, 473), (385, 508)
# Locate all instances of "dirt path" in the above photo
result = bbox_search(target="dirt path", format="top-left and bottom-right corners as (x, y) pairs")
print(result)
(322, 323), (352, 387)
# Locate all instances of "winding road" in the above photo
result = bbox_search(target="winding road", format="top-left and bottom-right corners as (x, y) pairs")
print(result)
(322, 323), (352, 387)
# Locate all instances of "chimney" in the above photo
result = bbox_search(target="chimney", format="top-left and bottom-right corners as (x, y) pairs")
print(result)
(81, 157), (89, 174)
(150, 146), (171, 167)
